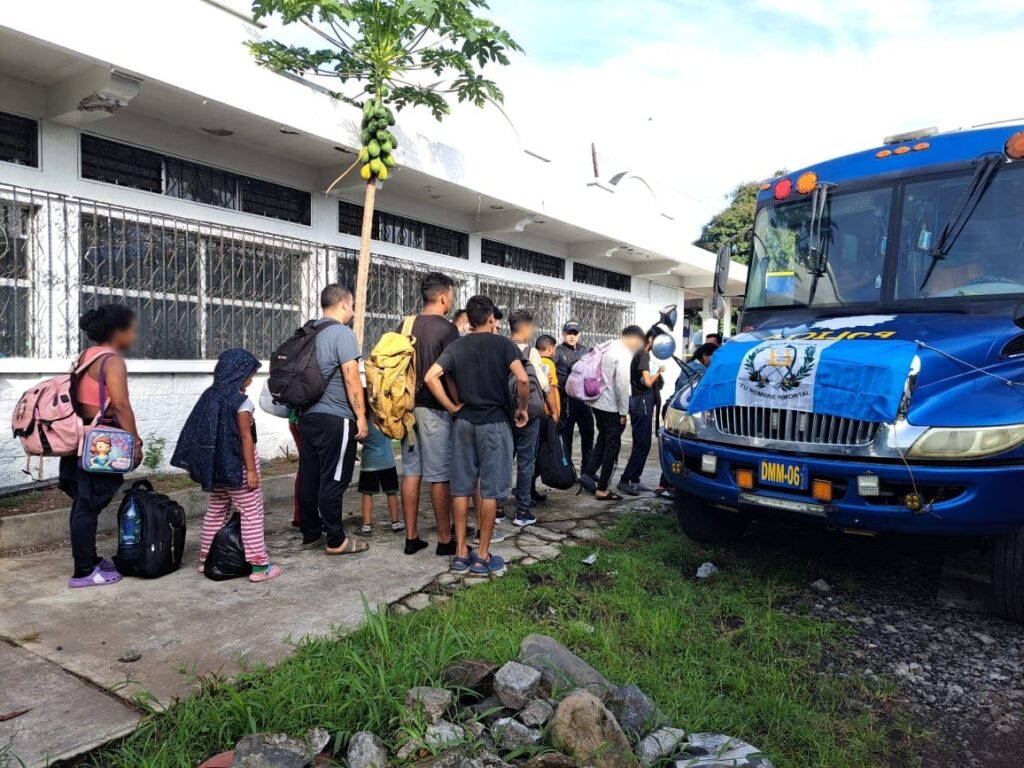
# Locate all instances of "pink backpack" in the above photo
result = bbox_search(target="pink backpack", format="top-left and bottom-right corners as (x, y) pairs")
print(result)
(565, 341), (612, 402)
(11, 351), (115, 465)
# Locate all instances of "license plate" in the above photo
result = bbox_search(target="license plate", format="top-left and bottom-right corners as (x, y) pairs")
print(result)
(759, 459), (808, 490)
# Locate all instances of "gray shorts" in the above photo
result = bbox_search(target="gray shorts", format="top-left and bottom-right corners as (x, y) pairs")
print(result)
(450, 418), (513, 500)
(400, 406), (453, 483)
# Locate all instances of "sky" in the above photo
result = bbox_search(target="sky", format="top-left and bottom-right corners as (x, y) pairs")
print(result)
(468, 0), (1024, 238)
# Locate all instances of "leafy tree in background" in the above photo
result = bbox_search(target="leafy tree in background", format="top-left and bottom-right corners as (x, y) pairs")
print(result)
(695, 171), (785, 265)
(249, 0), (521, 345)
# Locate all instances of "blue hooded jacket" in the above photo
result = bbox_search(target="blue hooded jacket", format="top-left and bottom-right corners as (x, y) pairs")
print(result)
(171, 348), (262, 491)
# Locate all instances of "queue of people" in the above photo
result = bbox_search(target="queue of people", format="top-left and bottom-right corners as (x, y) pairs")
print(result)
(53, 274), (722, 588)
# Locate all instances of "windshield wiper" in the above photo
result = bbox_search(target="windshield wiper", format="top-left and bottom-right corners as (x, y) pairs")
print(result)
(806, 183), (834, 305)
(919, 153), (1004, 292)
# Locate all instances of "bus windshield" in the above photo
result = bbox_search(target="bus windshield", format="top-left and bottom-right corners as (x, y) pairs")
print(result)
(746, 164), (1024, 309)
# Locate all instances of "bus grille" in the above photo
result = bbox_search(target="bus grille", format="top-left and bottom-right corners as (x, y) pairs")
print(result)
(712, 406), (880, 447)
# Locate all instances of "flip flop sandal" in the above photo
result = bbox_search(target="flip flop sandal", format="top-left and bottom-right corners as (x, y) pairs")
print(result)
(249, 564), (282, 583)
(325, 538), (370, 556)
(595, 491), (623, 501)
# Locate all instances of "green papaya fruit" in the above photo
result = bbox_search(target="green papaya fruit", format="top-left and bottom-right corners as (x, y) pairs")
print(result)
(368, 140), (381, 158)
(360, 128), (372, 144)
(375, 106), (387, 119)
(369, 158), (384, 175)
(360, 163), (372, 180)
(376, 129), (389, 142)
(387, 114), (396, 126)
(363, 101), (375, 118)
(358, 148), (370, 163)
(381, 141), (393, 154)
(383, 154), (396, 168)
(378, 164), (389, 180)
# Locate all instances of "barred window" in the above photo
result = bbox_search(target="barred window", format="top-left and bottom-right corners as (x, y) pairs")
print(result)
(241, 177), (311, 225)
(338, 201), (468, 259)
(0, 112), (39, 168)
(573, 262), (632, 292)
(165, 157), (239, 209)
(570, 295), (634, 348)
(79, 212), (307, 359)
(81, 135), (162, 193)
(0, 202), (32, 356)
(480, 239), (565, 279)
(478, 277), (563, 340)
(336, 250), (470, 345)
(81, 135), (312, 225)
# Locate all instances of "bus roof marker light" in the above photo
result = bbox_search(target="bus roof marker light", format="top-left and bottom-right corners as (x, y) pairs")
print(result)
(773, 178), (793, 200)
(894, 146), (911, 155)
(876, 149), (893, 159)
(1005, 132), (1024, 160)
(913, 142), (930, 151)
(796, 171), (818, 195)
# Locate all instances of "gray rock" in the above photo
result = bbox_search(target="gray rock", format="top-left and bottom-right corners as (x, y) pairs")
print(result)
(407, 686), (454, 725)
(405, 593), (432, 611)
(425, 721), (466, 749)
(549, 689), (634, 768)
(606, 683), (662, 738)
(809, 579), (832, 594)
(307, 728), (331, 754)
(529, 527), (568, 543)
(491, 717), (542, 749)
(348, 731), (388, 768)
(117, 649), (142, 663)
(414, 746), (512, 768)
(441, 659), (499, 700)
(232, 733), (314, 768)
(672, 733), (774, 768)
(517, 698), (554, 727)
(463, 695), (509, 724)
(636, 727), (686, 767)
(523, 754), (583, 768)
(494, 661), (542, 709)
(519, 634), (613, 699)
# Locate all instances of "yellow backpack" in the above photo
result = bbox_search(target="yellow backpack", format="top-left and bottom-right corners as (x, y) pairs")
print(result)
(366, 316), (417, 447)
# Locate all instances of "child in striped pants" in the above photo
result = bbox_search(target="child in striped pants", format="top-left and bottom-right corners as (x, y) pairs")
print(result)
(172, 348), (280, 583)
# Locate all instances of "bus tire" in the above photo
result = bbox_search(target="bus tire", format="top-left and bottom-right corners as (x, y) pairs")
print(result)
(674, 491), (749, 545)
(993, 529), (1024, 623)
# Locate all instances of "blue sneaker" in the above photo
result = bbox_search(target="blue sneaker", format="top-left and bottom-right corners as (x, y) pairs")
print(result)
(451, 554), (473, 573)
(513, 511), (537, 527)
(470, 554), (506, 575)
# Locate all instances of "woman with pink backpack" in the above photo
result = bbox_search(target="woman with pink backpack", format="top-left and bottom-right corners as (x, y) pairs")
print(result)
(61, 304), (142, 588)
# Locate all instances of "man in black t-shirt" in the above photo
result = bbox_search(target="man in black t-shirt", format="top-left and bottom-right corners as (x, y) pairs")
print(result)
(424, 295), (529, 577)
(618, 332), (665, 495)
(398, 273), (460, 557)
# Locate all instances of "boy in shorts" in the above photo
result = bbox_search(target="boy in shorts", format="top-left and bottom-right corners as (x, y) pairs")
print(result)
(358, 416), (403, 535)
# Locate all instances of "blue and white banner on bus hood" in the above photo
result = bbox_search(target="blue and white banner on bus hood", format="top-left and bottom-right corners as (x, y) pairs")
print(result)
(688, 338), (919, 423)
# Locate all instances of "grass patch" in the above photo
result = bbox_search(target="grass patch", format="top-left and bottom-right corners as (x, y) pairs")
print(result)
(78, 514), (916, 768)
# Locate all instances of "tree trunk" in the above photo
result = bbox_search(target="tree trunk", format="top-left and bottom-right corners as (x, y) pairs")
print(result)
(352, 178), (377, 349)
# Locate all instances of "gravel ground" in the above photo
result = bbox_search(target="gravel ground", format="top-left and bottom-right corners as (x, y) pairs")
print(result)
(750, 523), (1024, 767)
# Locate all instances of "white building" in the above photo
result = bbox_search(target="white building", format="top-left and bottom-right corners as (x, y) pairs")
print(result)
(0, 0), (745, 488)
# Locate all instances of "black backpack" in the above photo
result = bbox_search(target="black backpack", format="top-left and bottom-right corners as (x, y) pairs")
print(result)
(204, 512), (253, 581)
(114, 480), (186, 578)
(536, 416), (577, 490)
(268, 319), (338, 409)
(509, 344), (546, 421)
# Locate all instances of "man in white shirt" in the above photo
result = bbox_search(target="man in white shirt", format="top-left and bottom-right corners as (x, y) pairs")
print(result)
(580, 325), (646, 500)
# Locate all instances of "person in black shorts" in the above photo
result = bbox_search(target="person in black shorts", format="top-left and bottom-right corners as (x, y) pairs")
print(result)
(357, 414), (403, 535)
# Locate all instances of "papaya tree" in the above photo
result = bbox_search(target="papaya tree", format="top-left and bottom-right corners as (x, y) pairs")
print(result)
(248, 0), (521, 345)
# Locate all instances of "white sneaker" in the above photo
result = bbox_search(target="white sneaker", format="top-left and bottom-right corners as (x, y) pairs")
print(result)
(391, 520), (406, 532)
(473, 529), (507, 545)
(360, 523), (373, 535)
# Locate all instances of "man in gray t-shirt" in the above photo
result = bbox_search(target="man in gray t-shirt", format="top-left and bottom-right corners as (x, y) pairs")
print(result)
(296, 284), (369, 555)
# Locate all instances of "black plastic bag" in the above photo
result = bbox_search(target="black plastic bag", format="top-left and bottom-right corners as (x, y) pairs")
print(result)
(204, 512), (253, 581)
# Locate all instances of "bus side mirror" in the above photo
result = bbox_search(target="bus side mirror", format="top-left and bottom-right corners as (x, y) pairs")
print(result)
(714, 243), (731, 298)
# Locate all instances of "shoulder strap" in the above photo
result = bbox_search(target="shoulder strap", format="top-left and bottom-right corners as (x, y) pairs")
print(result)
(400, 315), (416, 337)
(92, 355), (114, 426)
(73, 348), (116, 376)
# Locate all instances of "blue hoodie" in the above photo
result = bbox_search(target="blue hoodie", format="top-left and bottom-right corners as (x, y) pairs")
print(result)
(171, 348), (261, 491)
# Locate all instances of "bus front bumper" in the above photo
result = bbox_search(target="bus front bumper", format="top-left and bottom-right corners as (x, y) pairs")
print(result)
(659, 432), (1024, 536)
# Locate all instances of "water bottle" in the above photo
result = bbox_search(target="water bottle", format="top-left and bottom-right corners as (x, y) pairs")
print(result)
(119, 498), (141, 560)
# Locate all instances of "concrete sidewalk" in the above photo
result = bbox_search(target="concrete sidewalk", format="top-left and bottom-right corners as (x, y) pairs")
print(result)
(0, 459), (667, 768)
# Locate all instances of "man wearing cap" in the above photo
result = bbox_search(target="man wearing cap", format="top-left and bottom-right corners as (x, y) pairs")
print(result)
(555, 321), (594, 472)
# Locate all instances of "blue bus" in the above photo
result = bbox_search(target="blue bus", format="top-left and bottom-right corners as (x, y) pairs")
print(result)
(660, 123), (1024, 621)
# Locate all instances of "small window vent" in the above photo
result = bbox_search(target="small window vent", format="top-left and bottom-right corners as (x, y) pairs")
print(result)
(1001, 334), (1024, 358)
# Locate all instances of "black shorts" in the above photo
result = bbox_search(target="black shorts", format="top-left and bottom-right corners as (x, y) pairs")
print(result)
(358, 466), (400, 495)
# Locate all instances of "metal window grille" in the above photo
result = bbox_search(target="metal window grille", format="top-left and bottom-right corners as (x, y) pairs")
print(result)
(570, 294), (634, 348)
(0, 200), (33, 356)
(338, 200), (469, 259)
(240, 177), (311, 225)
(335, 249), (472, 344)
(80, 134), (312, 225)
(165, 157), (239, 209)
(0, 111), (39, 168)
(81, 134), (163, 192)
(478, 275), (565, 340)
(573, 262), (632, 292)
(480, 239), (565, 279)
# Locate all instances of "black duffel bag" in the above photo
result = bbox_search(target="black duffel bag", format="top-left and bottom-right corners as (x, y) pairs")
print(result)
(536, 417), (577, 490)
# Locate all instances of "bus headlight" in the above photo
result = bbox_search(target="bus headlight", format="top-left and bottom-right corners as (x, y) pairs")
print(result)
(664, 407), (701, 437)
(907, 424), (1024, 459)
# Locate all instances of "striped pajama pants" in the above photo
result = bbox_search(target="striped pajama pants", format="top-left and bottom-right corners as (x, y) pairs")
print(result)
(200, 451), (269, 566)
